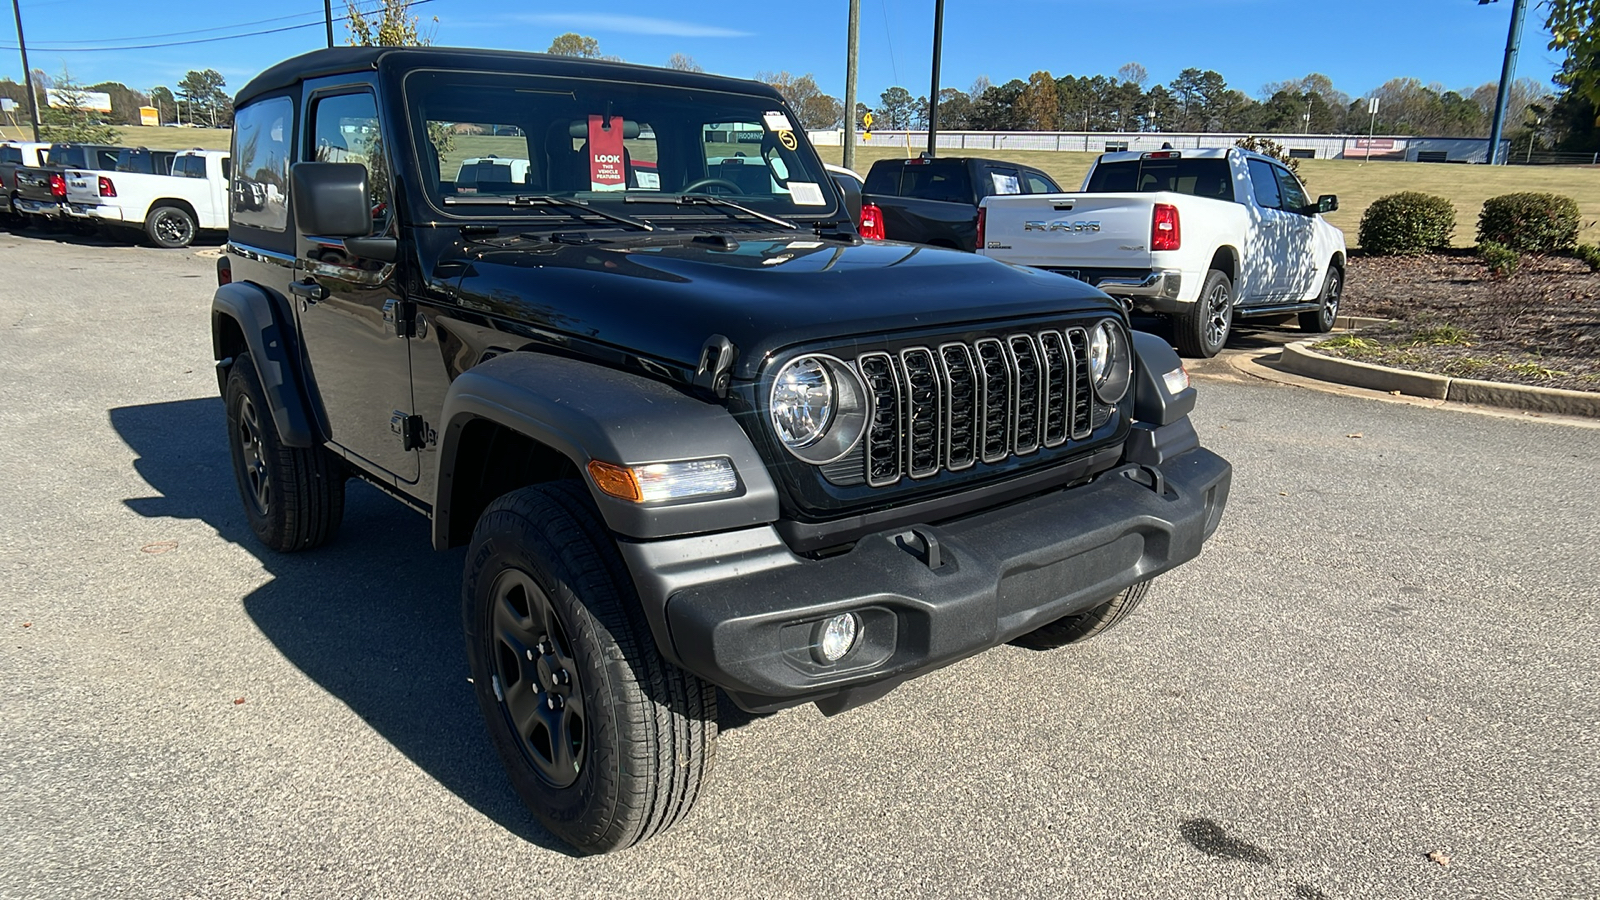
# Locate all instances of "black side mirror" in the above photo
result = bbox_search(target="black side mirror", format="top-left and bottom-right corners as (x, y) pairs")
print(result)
(291, 162), (371, 238)
(830, 172), (863, 223)
(1317, 194), (1338, 214)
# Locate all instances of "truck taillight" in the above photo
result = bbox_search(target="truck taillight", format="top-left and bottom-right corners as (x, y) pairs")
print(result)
(48, 173), (66, 199)
(975, 207), (986, 250)
(859, 203), (886, 240)
(1151, 203), (1180, 251)
(98, 176), (116, 198)
(217, 255), (231, 287)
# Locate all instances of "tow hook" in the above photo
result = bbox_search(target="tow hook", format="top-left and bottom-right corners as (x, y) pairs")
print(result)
(894, 526), (945, 570)
(1117, 462), (1167, 497)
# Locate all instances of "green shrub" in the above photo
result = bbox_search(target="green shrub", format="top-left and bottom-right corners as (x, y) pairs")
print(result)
(1358, 192), (1456, 256)
(1476, 192), (1581, 252)
(1478, 241), (1519, 278)
(1576, 243), (1600, 272)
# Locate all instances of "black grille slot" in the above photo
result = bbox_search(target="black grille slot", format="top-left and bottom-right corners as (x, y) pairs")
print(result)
(1007, 335), (1042, 455)
(858, 352), (902, 486)
(975, 338), (1011, 463)
(1067, 327), (1092, 439)
(1039, 331), (1069, 447)
(901, 348), (941, 478)
(939, 343), (978, 471)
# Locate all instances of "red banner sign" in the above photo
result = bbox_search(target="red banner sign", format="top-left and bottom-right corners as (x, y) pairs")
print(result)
(589, 115), (626, 192)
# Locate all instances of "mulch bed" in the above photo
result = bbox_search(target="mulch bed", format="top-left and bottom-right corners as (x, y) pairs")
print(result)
(1329, 250), (1600, 393)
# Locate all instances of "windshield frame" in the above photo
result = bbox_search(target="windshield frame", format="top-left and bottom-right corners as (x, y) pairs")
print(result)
(400, 66), (842, 226)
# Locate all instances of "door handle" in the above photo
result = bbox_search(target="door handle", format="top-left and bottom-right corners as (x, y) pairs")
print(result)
(289, 279), (326, 303)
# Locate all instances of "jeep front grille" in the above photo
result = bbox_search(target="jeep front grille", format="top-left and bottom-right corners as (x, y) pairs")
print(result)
(857, 326), (1096, 487)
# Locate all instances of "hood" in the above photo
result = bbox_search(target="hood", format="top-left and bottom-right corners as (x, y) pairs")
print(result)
(450, 235), (1118, 380)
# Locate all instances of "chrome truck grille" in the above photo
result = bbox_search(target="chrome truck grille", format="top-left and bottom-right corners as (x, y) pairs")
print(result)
(853, 326), (1096, 488)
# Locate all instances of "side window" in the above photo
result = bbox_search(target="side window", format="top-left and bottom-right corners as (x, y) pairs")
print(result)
(1247, 159), (1281, 210)
(96, 149), (120, 169)
(0, 147), (19, 166)
(221, 157), (231, 181)
(310, 91), (390, 235)
(1023, 172), (1058, 194)
(986, 167), (1021, 196)
(232, 96), (293, 232)
(1274, 166), (1309, 214)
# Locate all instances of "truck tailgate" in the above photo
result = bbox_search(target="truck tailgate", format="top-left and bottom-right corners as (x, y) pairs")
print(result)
(980, 193), (1162, 270)
(65, 170), (102, 206)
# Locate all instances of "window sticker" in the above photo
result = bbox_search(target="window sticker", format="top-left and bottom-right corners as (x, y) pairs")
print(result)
(762, 111), (793, 132)
(991, 173), (1020, 195)
(788, 181), (826, 206)
(778, 130), (798, 151)
(588, 115), (626, 192)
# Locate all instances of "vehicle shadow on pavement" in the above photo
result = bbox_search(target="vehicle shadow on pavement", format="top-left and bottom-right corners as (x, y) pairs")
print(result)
(110, 397), (578, 854)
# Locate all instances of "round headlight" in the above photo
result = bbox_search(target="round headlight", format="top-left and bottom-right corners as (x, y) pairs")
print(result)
(771, 357), (834, 448)
(1089, 320), (1132, 404)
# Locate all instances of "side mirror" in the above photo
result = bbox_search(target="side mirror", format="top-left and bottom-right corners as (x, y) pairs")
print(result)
(830, 172), (863, 223)
(291, 161), (371, 238)
(1317, 194), (1338, 214)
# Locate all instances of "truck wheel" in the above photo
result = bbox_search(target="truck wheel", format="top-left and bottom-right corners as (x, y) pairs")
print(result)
(1008, 580), (1154, 650)
(1175, 269), (1233, 358)
(146, 205), (196, 249)
(1298, 266), (1342, 333)
(463, 481), (717, 855)
(224, 352), (345, 552)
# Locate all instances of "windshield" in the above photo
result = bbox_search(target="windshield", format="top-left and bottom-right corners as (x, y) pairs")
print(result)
(404, 69), (839, 221)
(1084, 158), (1234, 202)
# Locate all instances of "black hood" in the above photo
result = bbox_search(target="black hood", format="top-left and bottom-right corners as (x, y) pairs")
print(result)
(450, 236), (1117, 380)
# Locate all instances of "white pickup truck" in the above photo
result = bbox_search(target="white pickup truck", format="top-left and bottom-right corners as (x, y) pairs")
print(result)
(64, 149), (231, 248)
(978, 148), (1346, 357)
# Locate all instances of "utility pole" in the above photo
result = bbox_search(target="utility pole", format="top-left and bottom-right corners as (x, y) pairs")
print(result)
(1483, 0), (1527, 165)
(10, 0), (40, 142)
(843, 0), (858, 171)
(926, 0), (944, 156)
(324, 0), (334, 48)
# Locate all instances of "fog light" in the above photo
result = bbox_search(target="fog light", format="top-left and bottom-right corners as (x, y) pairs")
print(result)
(816, 613), (859, 662)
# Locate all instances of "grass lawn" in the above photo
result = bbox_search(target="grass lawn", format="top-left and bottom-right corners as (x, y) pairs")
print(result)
(822, 144), (1600, 248)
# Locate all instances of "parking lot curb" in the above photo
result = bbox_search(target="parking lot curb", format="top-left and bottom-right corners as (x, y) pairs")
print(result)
(1280, 341), (1600, 418)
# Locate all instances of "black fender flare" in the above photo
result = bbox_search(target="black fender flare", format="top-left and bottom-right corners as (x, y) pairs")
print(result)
(434, 352), (780, 545)
(211, 282), (319, 448)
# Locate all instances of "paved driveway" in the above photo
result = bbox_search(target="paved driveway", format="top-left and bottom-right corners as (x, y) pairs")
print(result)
(2, 232), (1596, 899)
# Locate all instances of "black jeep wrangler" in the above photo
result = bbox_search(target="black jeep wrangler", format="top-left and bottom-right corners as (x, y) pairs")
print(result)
(212, 47), (1231, 855)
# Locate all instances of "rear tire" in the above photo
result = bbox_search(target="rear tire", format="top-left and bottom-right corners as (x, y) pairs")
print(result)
(1174, 269), (1233, 358)
(1298, 265), (1342, 333)
(224, 352), (345, 552)
(463, 481), (717, 855)
(1008, 580), (1154, 650)
(146, 204), (196, 248)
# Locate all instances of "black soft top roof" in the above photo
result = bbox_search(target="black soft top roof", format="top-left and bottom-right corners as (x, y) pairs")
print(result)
(235, 46), (784, 107)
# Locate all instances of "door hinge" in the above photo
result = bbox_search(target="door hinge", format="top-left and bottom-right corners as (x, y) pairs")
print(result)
(383, 299), (418, 338)
(391, 412), (433, 451)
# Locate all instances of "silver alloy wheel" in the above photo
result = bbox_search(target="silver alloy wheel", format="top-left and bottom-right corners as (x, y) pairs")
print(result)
(1322, 269), (1342, 325)
(1205, 282), (1232, 350)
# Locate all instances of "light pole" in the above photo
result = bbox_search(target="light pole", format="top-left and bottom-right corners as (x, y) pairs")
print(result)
(926, 0), (945, 157)
(10, 0), (40, 141)
(1480, 0), (1528, 165)
(843, 0), (859, 171)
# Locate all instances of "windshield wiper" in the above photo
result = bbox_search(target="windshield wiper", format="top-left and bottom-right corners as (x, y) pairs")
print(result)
(623, 193), (797, 230)
(441, 193), (653, 231)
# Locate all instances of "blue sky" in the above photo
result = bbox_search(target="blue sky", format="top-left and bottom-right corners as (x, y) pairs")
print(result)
(0, 0), (1564, 107)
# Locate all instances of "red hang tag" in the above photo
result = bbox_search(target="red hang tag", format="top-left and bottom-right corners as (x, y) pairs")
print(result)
(589, 115), (626, 192)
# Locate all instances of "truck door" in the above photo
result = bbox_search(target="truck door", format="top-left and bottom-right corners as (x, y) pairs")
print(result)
(1242, 158), (1293, 304)
(1268, 164), (1318, 301)
(291, 86), (419, 483)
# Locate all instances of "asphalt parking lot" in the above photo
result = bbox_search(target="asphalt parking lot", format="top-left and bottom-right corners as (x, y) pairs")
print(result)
(2, 232), (1597, 899)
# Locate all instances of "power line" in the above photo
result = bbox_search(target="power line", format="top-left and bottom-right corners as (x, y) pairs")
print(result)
(0, 0), (435, 53)
(24, 8), (334, 47)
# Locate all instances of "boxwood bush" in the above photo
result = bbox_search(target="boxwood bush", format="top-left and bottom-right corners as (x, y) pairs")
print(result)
(1478, 240), (1519, 278)
(1476, 192), (1581, 252)
(1358, 192), (1456, 256)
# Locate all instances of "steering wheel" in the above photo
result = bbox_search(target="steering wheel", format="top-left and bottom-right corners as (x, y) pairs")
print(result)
(680, 177), (746, 195)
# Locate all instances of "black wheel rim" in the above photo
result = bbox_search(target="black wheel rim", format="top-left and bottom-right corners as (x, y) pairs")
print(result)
(156, 211), (192, 245)
(1323, 272), (1342, 326)
(489, 568), (586, 789)
(1205, 282), (1232, 350)
(235, 394), (271, 516)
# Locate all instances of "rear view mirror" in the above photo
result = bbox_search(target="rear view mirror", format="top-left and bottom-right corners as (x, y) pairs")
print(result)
(830, 172), (863, 223)
(291, 162), (371, 238)
(1317, 194), (1338, 214)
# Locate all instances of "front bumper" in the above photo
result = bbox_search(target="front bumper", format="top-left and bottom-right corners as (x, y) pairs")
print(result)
(68, 203), (123, 221)
(621, 444), (1230, 713)
(14, 198), (67, 218)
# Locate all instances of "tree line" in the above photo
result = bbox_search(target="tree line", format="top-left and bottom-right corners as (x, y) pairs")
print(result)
(0, 65), (234, 139)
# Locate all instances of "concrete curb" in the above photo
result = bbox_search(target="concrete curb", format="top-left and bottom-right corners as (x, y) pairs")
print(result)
(1280, 341), (1600, 418)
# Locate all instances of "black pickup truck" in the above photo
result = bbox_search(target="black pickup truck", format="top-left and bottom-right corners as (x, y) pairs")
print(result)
(1, 141), (50, 223)
(861, 155), (1064, 249)
(12, 143), (123, 223)
(214, 46), (1230, 855)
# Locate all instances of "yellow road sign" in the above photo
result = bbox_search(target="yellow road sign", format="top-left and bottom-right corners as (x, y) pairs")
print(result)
(863, 112), (875, 129)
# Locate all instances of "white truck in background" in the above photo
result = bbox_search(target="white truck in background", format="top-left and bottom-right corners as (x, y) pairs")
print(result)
(978, 148), (1347, 357)
(64, 149), (231, 248)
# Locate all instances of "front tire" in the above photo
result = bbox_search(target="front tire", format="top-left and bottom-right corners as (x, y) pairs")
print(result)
(1009, 580), (1154, 650)
(463, 481), (717, 855)
(146, 204), (196, 248)
(1175, 269), (1234, 358)
(1298, 265), (1342, 333)
(224, 352), (345, 551)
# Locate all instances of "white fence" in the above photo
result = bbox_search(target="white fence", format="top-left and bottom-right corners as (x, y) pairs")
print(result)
(808, 129), (1510, 164)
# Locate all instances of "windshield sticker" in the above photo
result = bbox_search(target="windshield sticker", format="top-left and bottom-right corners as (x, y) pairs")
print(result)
(588, 115), (626, 192)
(762, 111), (793, 132)
(777, 130), (798, 151)
(991, 173), (1021, 195)
(788, 181), (826, 206)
